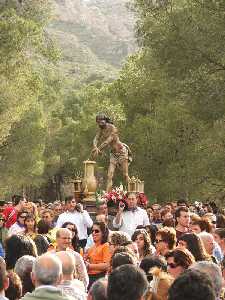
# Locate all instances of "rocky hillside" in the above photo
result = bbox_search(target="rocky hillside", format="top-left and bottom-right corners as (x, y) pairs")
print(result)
(48, 0), (136, 81)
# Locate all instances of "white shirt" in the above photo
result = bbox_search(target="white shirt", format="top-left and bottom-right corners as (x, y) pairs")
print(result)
(56, 210), (93, 240)
(8, 222), (25, 236)
(113, 207), (149, 236)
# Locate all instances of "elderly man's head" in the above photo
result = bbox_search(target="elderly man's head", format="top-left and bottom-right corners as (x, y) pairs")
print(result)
(191, 261), (222, 298)
(31, 254), (62, 287)
(15, 255), (36, 278)
(15, 255), (36, 294)
(55, 251), (75, 280)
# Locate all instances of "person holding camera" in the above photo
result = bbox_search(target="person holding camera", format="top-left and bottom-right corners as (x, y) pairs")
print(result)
(56, 196), (93, 249)
(113, 192), (149, 237)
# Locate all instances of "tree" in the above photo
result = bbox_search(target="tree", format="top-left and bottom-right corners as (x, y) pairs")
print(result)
(103, 0), (225, 201)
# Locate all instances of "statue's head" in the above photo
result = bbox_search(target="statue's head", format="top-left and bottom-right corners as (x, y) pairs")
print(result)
(96, 113), (113, 127)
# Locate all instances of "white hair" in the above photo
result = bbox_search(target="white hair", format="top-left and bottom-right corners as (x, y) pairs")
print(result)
(15, 255), (36, 278)
(198, 232), (213, 241)
(32, 254), (62, 285)
(191, 261), (222, 297)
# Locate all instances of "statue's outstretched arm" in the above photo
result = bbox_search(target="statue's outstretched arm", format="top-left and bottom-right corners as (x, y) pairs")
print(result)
(93, 131), (100, 148)
(98, 127), (117, 151)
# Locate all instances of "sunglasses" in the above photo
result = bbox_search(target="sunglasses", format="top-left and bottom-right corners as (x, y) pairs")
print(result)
(0, 219), (5, 222)
(92, 229), (100, 234)
(20, 215), (27, 219)
(167, 263), (178, 269)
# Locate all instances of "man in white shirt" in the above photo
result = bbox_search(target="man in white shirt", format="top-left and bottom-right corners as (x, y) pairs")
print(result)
(56, 196), (93, 248)
(113, 192), (149, 237)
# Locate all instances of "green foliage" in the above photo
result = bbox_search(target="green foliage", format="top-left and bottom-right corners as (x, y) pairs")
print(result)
(0, 0), (60, 193)
(106, 0), (225, 201)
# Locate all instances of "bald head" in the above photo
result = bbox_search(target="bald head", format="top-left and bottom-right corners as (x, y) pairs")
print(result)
(56, 251), (75, 277)
(32, 254), (62, 287)
(56, 228), (72, 239)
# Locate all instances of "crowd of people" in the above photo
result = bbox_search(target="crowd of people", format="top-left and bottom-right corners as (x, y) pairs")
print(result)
(0, 193), (224, 300)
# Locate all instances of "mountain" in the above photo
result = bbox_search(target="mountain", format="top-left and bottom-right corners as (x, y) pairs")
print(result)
(48, 0), (136, 81)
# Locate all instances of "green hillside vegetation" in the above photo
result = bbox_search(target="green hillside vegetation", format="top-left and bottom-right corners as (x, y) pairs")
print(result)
(48, 0), (136, 80)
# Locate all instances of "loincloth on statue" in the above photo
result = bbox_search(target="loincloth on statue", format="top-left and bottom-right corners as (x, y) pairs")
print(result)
(110, 144), (132, 167)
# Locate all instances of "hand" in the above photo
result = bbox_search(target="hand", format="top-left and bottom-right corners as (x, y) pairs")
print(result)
(76, 203), (83, 213)
(118, 201), (125, 213)
(91, 147), (101, 158)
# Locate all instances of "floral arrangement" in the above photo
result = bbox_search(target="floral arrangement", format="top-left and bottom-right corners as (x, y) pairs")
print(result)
(96, 184), (149, 209)
(137, 192), (148, 208)
(96, 185), (127, 208)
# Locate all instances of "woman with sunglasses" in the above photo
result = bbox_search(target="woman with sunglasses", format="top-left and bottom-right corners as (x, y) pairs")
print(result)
(85, 221), (110, 290)
(62, 222), (82, 255)
(8, 211), (28, 236)
(165, 248), (195, 279)
(155, 227), (176, 258)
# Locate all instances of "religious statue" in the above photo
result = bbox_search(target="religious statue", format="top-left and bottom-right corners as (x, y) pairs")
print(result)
(91, 113), (132, 192)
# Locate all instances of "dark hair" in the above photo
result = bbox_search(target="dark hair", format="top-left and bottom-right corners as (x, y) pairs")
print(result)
(216, 214), (225, 228)
(178, 233), (209, 262)
(24, 213), (37, 234)
(5, 235), (37, 270)
(93, 222), (109, 244)
(209, 201), (218, 214)
(214, 228), (225, 239)
(33, 235), (49, 255)
(62, 222), (80, 252)
(5, 272), (22, 300)
(175, 207), (189, 224)
(96, 113), (113, 124)
(0, 257), (7, 291)
(34, 199), (42, 207)
(111, 252), (136, 270)
(107, 264), (148, 300)
(12, 195), (23, 206)
(157, 227), (176, 249)
(168, 269), (215, 300)
(177, 199), (188, 207)
(145, 224), (158, 244)
(165, 249), (195, 269)
(37, 220), (50, 234)
(89, 278), (107, 300)
(65, 196), (75, 204)
(140, 256), (167, 274)
(131, 229), (152, 257)
(192, 219), (212, 233)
